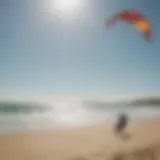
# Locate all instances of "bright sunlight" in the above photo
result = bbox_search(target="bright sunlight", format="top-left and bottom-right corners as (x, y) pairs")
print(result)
(40, 0), (89, 25)
(53, 0), (81, 13)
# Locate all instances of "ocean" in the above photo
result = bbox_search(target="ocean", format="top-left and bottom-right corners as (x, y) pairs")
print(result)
(0, 101), (160, 134)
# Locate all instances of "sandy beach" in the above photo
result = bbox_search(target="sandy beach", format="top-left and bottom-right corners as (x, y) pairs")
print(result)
(0, 118), (160, 160)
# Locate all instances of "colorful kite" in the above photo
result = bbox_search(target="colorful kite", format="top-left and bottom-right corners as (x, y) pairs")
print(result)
(105, 10), (153, 41)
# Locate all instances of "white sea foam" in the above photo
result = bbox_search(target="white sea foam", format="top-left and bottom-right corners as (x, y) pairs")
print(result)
(0, 99), (160, 134)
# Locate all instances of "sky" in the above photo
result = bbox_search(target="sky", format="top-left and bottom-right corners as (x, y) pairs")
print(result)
(1, 0), (160, 99)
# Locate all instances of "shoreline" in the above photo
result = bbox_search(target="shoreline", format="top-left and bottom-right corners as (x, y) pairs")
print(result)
(0, 115), (159, 135)
(0, 115), (158, 135)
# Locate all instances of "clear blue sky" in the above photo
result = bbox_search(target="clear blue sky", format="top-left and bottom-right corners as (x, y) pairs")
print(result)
(1, 0), (160, 97)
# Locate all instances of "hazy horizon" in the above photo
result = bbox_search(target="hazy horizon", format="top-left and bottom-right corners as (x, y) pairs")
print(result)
(1, 92), (160, 104)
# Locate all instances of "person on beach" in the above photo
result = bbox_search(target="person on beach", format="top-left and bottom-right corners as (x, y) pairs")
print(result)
(114, 113), (129, 135)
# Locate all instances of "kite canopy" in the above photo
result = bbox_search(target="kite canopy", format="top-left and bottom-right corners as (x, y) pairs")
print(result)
(105, 10), (153, 41)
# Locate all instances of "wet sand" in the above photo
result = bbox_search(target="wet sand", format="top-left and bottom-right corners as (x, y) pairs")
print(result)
(0, 118), (160, 160)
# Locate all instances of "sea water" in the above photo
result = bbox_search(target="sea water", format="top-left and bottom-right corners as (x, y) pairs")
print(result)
(0, 101), (160, 134)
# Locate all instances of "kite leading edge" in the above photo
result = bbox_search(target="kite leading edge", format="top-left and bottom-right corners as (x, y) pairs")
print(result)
(105, 10), (153, 41)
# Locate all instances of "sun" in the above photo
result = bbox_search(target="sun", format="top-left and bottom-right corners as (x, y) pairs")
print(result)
(52, 0), (81, 13)
(41, 0), (88, 23)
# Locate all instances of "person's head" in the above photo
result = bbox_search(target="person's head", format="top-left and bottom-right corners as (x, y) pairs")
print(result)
(119, 113), (128, 119)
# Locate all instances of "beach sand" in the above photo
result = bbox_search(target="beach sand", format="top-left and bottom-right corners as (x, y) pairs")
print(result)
(0, 118), (160, 160)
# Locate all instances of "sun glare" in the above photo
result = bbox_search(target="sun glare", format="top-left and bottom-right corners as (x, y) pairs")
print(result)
(45, 0), (82, 15)
(53, 0), (80, 12)
(41, 0), (88, 24)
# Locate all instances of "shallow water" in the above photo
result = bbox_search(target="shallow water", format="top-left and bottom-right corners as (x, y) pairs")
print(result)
(0, 101), (160, 133)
